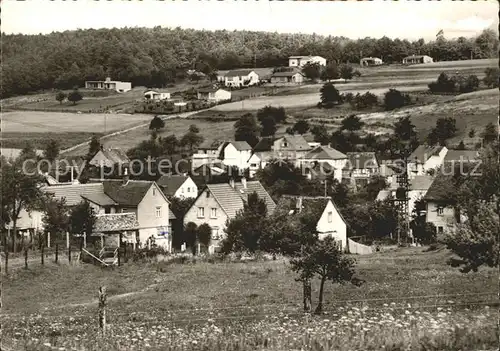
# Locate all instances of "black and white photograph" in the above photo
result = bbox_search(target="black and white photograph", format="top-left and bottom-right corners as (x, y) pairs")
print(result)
(1, 0), (499, 350)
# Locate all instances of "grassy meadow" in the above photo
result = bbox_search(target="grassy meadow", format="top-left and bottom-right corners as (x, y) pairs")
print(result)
(2, 247), (497, 350)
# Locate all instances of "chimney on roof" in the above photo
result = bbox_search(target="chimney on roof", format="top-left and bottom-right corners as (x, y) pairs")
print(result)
(105, 77), (111, 82)
(241, 177), (247, 189)
(122, 167), (130, 186)
(229, 177), (235, 188)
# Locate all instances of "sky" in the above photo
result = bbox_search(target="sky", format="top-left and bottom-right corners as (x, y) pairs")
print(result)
(3, 0), (499, 40)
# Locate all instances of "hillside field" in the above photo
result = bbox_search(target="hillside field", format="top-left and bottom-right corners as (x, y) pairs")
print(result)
(2, 247), (497, 350)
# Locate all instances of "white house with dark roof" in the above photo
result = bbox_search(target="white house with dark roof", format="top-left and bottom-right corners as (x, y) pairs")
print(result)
(253, 135), (312, 168)
(402, 55), (433, 64)
(342, 152), (380, 188)
(276, 196), (347, 251)
(144, 89), (171, 100)
(270, 70), (305, 84)
(223, 69), (259, 88)
(197, 88), (231, 103)
(407, 145), (448, 178)
(183, 178), (276, 250)
(288, 56), (326, 67)
(85, 77), (132, 93)
(156, 175), (198, 199)
(191, 140), (252, 172)
(298, 145), (347, 181)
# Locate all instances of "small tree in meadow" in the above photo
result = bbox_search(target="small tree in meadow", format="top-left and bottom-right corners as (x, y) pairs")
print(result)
(339, 64), (354, 81)
(383, 89), (411, 111)
(55, 91), (67, 105)
(320, 83), (342, 108)
(43, 139), (60, 162)
(290, 237), (362, 314)
(67, 89), (83, 105)
(149, 116), (165, 132)
(340, 114), (364, 132)
(293, 120), (310, 135)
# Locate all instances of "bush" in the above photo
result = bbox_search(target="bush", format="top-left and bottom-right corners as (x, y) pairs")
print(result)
(131, 247), (169, 262)
(350, 92), (378, 109)
(483, 67), (499, 88)
(383, 89), (412, 110)
(458, 75), (480, 93)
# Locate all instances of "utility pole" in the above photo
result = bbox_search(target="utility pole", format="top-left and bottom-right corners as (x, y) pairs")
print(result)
(394, 147), (411, 246)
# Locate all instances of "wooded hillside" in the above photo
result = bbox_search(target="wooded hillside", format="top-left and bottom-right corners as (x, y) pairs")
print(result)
(2, 27), (498, 98)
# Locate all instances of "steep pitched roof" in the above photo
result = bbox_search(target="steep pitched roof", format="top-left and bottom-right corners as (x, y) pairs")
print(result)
(206, 181), (275, 218)
(102, 180), (153, 206)
(343, 152), (379, 170)
(409, 145), (444, 163)
(389, 175), (434, 191)
(156, 175), (189, 196)
(225, 69), (256, 77)
(281, 135), (311, 151)
(94, 213), (140, 233)
(253, 137), (275, 152)
(228, 141), (252, 151)
(198, 140), (224, 150)
(423, 174), (455, 202)
(304, 145), (347, 161)
(276, 196), (344, 225)
(41, 183), (105, 207)
(100, 148), (129, 164)
(81, 193), (118, 206)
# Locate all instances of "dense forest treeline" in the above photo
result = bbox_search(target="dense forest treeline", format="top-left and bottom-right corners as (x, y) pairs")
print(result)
(2, 27), (498, 98)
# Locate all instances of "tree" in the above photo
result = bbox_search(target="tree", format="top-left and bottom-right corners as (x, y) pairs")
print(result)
(55, 91), (67, 105)
(483, 67), (499, 88)
(468, 128), (476, 138)
(339, 64), (354, 80)
(383, 89), (411, 110)
(1, 157), (44, 251)
(320, 63), (339, 81)
(184, 222), (198, 255)
(319, 83), (342, 108)
(86, 135), (101, 160)
(293, 120), (310, 135)
(197, 223), (212, 248)
(428, 72), (457, 93)
(149, 116), (165, 132)
(340, 115), (364, 132)
(181, 131), (204, 152)
(457, 141), (466, 150)
(311, 124), (329, 145)
(189, 124), (200, 134)
(161, 134), (179, 155)
(42, 197), (69, 239)
(234, 113), (260, 147)
(302, 62), (322, 81)
(169, 197), (196, 248)
(393, 116), (417, 141)
(410, 198), (437, 245)
(260, 116), (277, 137)
(290, 237), (362, 314)
(67, 89), (83, 105)
(256, 106), (287, 124)
(43, 139), (60, 162)
(69, 200), (97, 235)
(481, 122), (497, 145)
(427, 117), (457, 145)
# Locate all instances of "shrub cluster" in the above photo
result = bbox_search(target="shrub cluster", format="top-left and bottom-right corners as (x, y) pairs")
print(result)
(428, 72), (480, 94)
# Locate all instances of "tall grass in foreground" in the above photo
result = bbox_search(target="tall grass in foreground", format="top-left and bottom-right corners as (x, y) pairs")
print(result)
(5, 305), (496, 351)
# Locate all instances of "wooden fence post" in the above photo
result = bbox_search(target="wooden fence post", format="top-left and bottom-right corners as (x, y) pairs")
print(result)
(24, 248), (28, 269)
(83, 232), (87, 248)
(47, 232), (51, 248)
(41, 243), (44, 265)
(55, 244), (59, 264)
(117, 248), (121, 267)
(66, 232), (70, 249)
(5, 250), (8, 275)
(98, 286), (107, 335)
(68, 244), (72, 263)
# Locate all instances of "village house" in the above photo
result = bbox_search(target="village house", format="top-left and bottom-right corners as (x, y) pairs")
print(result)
(183, 178), (276, 251)
(85, 77), (132, 93)
(253, 135), (312, 169)
(298, 145), (347, 182)
(144, 89), (171, 100)
(197, 88), (231, 103)
(89, 147), (130, 169)
(276, 196), (347, 251)
(191, 140), (252, 172)
(13, 175), (176, 250)
(224, 69), (259, 88)
(288, 55), (327, 67)
(156, 175), (198, 199)
(360, 57), (383, 66)
(191, 140), (225, 170)
(191, 162), (228, 188)
(377, 174), (435, 218)
(402, 55), (433, 64)
(407, 145), (448, 178)
(270, 70), (305, 84)
(342, 152), (380, 188)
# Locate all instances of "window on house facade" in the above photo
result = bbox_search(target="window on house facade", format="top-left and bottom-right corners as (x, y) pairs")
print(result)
(437, 207), (444, 216)
(211, 208), (217, 218)
(206, 191), (210, 198)
(187, 187), (190, 192)
(211, 227), (219, 239)
(105, 207), (110, 214)
(251, 163), (257, 168)
(181, 187), (184, 193)
(328, 211), (333, 223)
(198, 207), (205, 218)
(438, 226), (444, 233)
(155, 206), (162, 218)
(153, 188), (156, 196)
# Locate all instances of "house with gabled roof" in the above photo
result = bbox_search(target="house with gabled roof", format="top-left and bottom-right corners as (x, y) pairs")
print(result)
(144, 89), (171, 101)
(223, 69), (259, 88)
(270, 70), (305, 84)
(276, 195), (347, 251)
(183, 178), (276, 250)
(197, 88), (231, 103)
(288, 56), (326, 68)
(191, 140), (252, 172)
(407, 145), (448, 178)
(299, 145), (347, 181)
(156, 175), (198, 199)
(342, 152), (380, 188)
(253, 135), (312, 169)
(14, 173), (176, 250)
(89, 147), (130, 169)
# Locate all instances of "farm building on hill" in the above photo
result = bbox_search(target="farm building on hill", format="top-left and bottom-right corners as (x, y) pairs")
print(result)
(223, 69), (259, 88)
(402, 55), (433, 64)
(144, 89), (171, 100)
(288, 56), (326, 67)
(270, 70), (305, 84)
(197, 88), (231, 103)
(360, 57), (383, 66)
(85, 77), (132, 93)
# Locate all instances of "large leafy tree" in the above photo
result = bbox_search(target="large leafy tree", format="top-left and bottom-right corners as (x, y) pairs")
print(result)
(260, 116), (277, 137)
(43, 139), (60, 163)
(149, 116), (165, 132)
(69, 200), (97, 235)
(427, 117), (458, 146)
(340, 115), (364, 132)
(319, 83), (342, 108)
(256, 106), (287, 124)
(42, 197), (70, 238)
(234, 113), (260, 147)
